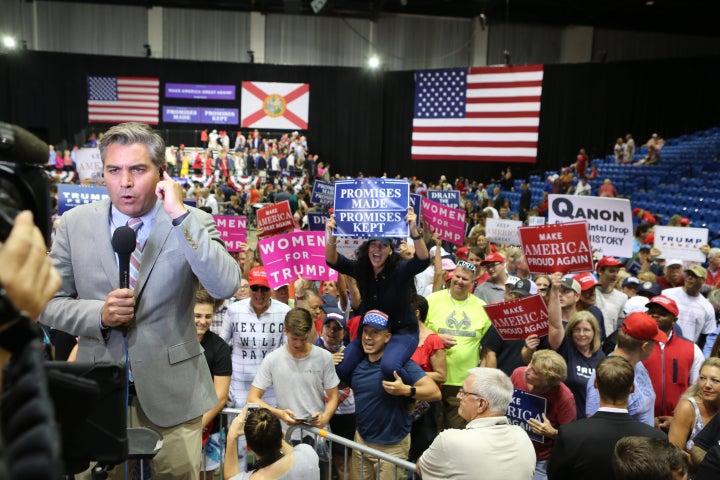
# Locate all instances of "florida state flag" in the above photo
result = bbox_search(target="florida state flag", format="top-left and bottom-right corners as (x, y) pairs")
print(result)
(240, 81), (309, 130)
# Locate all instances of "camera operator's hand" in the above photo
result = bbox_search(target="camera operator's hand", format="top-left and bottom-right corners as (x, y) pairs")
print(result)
(0, 211), (61, 321)
(100, 288), (135, 328)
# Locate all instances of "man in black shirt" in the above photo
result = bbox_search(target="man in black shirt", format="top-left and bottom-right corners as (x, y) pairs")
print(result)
(195, 289), (232, 480)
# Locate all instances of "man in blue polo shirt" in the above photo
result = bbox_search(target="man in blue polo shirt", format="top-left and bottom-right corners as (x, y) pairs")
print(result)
(351, 310), (441, 480)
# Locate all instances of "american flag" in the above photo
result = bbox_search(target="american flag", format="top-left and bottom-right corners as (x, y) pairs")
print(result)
(411, 65), (544, 163)
(87, 76), (160, 125)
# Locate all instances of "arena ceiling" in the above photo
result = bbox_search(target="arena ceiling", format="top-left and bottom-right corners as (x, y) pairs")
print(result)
(39, 0), (715, 37)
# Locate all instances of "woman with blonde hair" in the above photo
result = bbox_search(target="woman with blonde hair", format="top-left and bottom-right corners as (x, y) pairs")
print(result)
(548, 304), (605, 419)
(510, 350), (576, 480)
(669, 357), (720, 451)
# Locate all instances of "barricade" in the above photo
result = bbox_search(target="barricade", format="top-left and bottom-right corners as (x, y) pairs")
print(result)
(285, 423), (416, 480)
(201, 408), (416, 479)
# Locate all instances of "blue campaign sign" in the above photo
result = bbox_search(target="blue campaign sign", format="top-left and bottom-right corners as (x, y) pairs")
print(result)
(506, 389), (547, 443)
(310, 180), (335, 207)
(58, 185), (109, 215)
(307, 212), (330, 231)
(333, 178), (409, 238)
(427, 189), (461, 209)
(409, 193), (422, 227)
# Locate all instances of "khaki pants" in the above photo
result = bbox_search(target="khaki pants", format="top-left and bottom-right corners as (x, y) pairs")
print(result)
(91, 396), (203, 480)
(350, 431), (410, 480)
(439, 384), (467, 431)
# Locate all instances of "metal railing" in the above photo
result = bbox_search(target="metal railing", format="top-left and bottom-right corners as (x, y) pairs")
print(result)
(209, 407), (416, 480)
(284, 423), (416, 480)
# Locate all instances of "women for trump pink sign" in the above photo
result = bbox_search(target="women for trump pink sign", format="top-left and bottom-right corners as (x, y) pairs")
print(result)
(258, 231), (338, 289)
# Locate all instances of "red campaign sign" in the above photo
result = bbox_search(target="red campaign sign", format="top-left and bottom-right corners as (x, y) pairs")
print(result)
(518, 221), (594, 275)
(257, 200), (295, 238)
(484, 294), (549, 341)
(420, 197), (466, 246)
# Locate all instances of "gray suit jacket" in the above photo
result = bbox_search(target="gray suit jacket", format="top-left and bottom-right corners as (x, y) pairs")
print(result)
(40, 198), (241, 427)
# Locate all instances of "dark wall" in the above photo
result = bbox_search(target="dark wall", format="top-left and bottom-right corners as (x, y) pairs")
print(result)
(539, 57), (720, 173)
(2, 51), (719, 184)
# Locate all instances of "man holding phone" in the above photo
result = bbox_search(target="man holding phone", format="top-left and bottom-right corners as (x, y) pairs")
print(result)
(247, 307), (339, 430)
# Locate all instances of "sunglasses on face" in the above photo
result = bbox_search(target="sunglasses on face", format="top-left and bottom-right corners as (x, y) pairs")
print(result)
(250, 285), (270, 292)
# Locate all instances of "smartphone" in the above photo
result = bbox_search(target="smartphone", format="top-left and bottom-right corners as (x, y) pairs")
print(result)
(293, 413), (318, 423)
(247, 403), (260, 412)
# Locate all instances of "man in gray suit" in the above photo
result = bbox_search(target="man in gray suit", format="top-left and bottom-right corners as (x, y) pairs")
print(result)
(40, 122), (241, 479)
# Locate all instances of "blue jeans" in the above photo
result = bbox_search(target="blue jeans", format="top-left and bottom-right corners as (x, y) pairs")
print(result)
(533, 459), (548, 480)
(336, 328), (419, 385)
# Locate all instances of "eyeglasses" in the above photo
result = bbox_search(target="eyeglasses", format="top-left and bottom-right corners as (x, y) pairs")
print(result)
(457, 387), (482, 399)
(250, 285), (270, 292)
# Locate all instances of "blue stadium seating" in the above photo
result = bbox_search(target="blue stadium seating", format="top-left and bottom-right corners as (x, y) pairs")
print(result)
(510, 126), (720, 235)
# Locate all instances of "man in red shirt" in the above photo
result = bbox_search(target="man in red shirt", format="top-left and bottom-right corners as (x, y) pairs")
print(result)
(575, 148), (589, 178)
(706, 248), (720, 289)
(642, 295), (703, 427)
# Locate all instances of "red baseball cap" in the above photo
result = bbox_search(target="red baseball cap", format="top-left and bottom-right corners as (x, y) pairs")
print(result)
(248, 266), (270, 288)
(646, 295), (679, 317)
(481, 252), (505, 266)
(573, 272), (597, 291)
(455, 246), (469, 261)
(621, 312), (668, 342)
(597, 256), (623, 270)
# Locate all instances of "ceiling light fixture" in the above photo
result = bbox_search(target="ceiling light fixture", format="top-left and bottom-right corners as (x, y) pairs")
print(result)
(2, 36), (17, 49)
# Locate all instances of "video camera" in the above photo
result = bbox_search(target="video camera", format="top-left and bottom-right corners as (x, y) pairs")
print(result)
(0, 122), (132, 476)
(0, 121), (53, 246)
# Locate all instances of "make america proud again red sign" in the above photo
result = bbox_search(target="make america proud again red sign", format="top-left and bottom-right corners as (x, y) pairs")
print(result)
(484, 294), (549, 340)
(519, 221), (593, 274)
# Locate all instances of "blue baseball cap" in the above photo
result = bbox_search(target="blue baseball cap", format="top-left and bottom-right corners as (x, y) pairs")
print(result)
(320, 294), (339, 310)
(362, 310), (389, 330)
(367, 238), (392, 247)
(323, 307), (346, 328)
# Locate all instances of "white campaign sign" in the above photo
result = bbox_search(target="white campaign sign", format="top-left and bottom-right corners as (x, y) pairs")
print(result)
(76, 148), (103, 181)
(486, 218), (523, 246)
(548, 195), (633, 258)
(652, 226), (708, 262)
(528, 216), (546, 226)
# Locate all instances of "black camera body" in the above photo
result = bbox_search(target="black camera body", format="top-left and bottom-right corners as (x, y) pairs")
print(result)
(0, 122), (53, 247)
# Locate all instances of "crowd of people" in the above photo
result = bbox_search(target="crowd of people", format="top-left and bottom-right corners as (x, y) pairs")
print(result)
(610, 132), (665, 166)
(5, 120), (720, 480)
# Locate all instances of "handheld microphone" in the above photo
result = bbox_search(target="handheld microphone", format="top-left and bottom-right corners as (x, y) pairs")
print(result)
(111, 226), (136, 337)
(112, 226), (136, 289)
